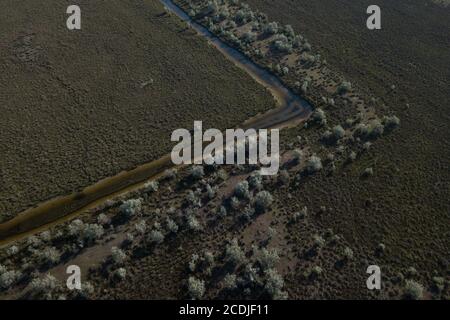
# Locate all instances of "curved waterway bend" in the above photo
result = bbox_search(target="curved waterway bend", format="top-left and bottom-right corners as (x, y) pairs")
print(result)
(0, 0), (313, 245)
(160, 0), (311, 130)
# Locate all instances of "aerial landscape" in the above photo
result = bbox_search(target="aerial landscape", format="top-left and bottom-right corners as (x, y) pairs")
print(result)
(0, 0), (448, 303)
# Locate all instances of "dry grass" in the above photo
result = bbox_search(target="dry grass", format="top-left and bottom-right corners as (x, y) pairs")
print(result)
(0, 0), (275, 221)
(0, 0), (448, 300)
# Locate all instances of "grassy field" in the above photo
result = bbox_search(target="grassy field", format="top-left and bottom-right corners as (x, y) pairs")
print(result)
(0, 0), (275, 221)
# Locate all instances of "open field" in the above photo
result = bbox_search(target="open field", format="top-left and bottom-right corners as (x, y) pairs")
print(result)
(0, 0), (448, 300)
(0, 0), (275, 221)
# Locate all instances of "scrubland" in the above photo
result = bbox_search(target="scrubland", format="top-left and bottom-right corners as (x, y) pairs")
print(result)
(0, 0), (448, 300)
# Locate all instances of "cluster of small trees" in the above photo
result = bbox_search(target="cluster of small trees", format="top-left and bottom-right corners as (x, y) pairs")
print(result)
(190, 165), (205, 180)
(306, 265), (323, 279)
(143, 180), (159, 193)
(6, 245), (19, 257)
(111, 246), (127, 265)
(0, 264), (21, 291)
(234, 181), (250, 199)
(311, 108), (327, 126)
(292, 148), (303, 164)
(185, 234), (287, 300)
(254, 191), (273, 213)
(225, 238), (246, 265)
(166, 217), (179, 234)
(255, 247), (279, 270)
(114, 268), (127, 281)
(186, 213), (202, 231)
(291, 206), (308, 223)
(352, 114), (400, 142)
(214, 168), (273, 220)
(223, 241), (287, 299)
(188, 0), (312, 63)
(403, 280), (424, 300)
(353, 120), (381, 140)
(188, 276), (206, 299)
(188, 251), (215, 275)
(118, 198), (182, 249)
(300, 53), (320, 68)
(105, 247), (128, 282)
(148, 229), (165, 245)
(248, 171), (263, 190)
(186, 250), (218, 299)
(321, 125), (345, 144)
(67, 219), (105, 246)
(272, 34), (292, 53)
(6, 218), (106, 278)
(336, 81), (352, 95)
(118, 198), (143, 219)
(383, 115), (400, 130)
(28, 274), (59, 299)
(38, 247), (61, 266)
(262, 21), (277, 35)
(263, 268), (287, 299)
(305, 155), (323, 173)
(342, 247), (354, 261)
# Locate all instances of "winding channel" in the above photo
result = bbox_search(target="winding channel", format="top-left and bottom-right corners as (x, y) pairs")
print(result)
(0, 0), (313, 245)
